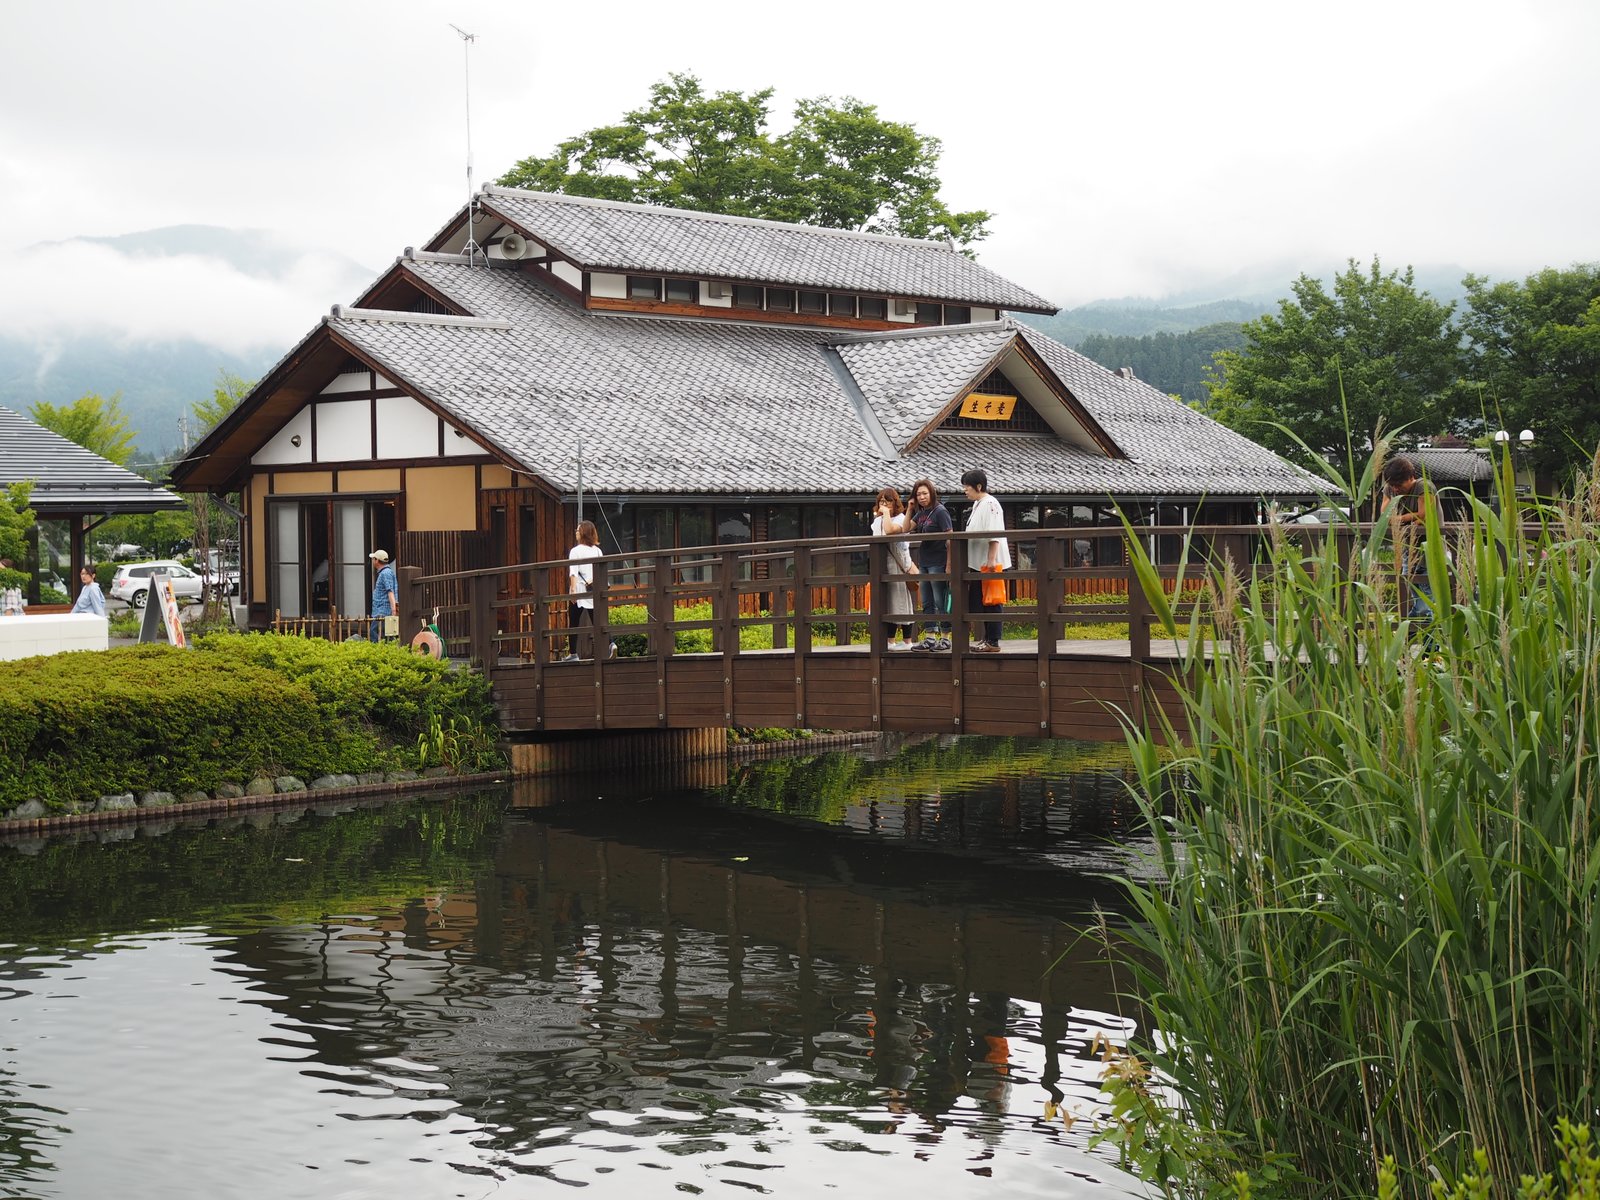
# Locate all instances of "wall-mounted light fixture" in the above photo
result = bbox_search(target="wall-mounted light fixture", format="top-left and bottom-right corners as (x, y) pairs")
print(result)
(290, 434), (303, 447)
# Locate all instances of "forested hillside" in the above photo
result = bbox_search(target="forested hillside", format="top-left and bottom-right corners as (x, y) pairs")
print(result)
(1014, 299), (1269, 348)
(1076, 323), (1247, 405)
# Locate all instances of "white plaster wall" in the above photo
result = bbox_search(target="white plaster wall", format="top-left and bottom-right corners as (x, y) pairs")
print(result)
(253, 407), (314, 465)
(887, 303), (915, 324)
(443, 425), (483, 457)
(319, 371), (370, 394)
(699, 282), (733, 308)
(972, 307), (998, 323)
(589, 272), (627, 299)
(316, 399), (371, 461)
(551, 260), (583, 290)
(375, 395), (440, 459)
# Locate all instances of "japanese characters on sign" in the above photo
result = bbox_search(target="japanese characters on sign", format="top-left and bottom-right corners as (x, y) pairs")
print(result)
(958, 393), (1017, 421)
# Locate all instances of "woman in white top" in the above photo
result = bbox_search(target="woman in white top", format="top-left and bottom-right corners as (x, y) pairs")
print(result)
(566, 520), (603, 660)
(870, 487), (919, 648)
(961, 468), (1009, 652)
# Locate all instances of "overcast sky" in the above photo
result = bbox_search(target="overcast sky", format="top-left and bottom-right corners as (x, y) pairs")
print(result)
(1, 0), (1595, 355)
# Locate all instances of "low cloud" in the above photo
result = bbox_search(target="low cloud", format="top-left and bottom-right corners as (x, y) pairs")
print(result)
(0, 239), (372, 357)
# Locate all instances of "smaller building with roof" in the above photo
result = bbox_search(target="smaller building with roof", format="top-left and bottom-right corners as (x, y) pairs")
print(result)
(0, 405), (185, 602)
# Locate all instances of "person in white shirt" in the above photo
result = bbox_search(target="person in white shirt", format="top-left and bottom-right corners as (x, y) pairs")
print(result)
(961, 468), (1009, 652)
(566, 520), (603, 661)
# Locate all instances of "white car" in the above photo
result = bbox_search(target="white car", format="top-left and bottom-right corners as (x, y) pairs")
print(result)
(109, 561), (205, 609)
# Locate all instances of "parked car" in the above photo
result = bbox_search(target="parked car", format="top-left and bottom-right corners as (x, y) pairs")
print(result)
(108, 561), (205, 608)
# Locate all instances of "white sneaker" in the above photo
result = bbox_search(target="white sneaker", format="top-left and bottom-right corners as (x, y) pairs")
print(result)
(888, 639), (913, 651)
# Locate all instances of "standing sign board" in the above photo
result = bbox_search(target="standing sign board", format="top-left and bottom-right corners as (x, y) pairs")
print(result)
(136, 572), (188, 648)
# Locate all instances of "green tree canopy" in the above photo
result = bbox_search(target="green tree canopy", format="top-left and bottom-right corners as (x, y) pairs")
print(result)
(29, 393), (137, 466)
(1458, 263), (1600, 483)
(193, 369), (254, 437)
(1204, 258), (1461, 468)
(498, 73), (991, 249)
(0, 481), (35, 565)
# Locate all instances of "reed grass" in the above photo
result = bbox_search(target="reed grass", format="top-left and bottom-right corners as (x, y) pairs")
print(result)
(1112, 445), (1600, 1198)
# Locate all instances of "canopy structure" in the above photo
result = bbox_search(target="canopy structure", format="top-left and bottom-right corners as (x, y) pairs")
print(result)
(0, 405), (184, 600)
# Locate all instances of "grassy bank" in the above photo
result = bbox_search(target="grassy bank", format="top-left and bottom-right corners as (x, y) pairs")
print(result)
(0, 633), (504, 812)
(1109, 449), (1600, 1198)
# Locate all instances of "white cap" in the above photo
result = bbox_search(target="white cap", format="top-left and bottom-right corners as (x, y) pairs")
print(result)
(368, 549), (390, 563)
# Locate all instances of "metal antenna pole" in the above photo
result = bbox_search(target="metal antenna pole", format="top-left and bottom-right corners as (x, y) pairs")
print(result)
(450, 24), (479, 262)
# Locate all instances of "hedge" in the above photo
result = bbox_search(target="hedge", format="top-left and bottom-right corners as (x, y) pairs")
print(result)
(0, 635), (500, 811)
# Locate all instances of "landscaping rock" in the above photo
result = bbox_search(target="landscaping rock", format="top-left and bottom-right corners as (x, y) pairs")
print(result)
(138, 791), (177, 809)
(356, 772), (386, 787)
(215, 782), (246, 800)
(274, 776), (307, 794)
(385, 769), (419, 783)
(60, 798), (90, 815)
(422, 766), (452, 779)
(245, 778), (276, 797)
(311, 774), (359, 791)
(179, 791), (211, 806)
(96, 793), (136, 813)
(7, 798), (48, 820)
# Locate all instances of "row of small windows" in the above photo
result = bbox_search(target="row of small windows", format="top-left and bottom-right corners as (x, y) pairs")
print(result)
(624, 276), (974, 326)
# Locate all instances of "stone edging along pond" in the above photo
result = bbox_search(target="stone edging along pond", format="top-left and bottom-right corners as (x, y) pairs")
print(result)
(0, 770), (513, 839)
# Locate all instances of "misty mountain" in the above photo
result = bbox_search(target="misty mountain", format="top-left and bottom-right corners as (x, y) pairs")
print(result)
(7, 225), (374, 453)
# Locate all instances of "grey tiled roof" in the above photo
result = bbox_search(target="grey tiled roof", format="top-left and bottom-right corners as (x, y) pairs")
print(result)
(0, 405), (185, 514)
(477, 187), (1057, 312)
(1414, 446), (1493, 485)
(831, 326), (1015, 449)
(323, 260), (1323, 502)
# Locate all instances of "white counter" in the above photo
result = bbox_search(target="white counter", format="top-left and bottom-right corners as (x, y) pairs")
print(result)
(0, 612), (110, 661)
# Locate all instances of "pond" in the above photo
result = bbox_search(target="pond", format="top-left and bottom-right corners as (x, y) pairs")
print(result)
(1, 735), (1153, 1199)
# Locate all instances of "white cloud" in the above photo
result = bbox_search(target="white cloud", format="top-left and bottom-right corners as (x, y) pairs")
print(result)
(0, 241), (361, 355)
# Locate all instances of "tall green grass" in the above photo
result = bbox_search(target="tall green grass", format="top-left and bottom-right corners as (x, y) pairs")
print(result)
(1112, 446), (1600, 1198)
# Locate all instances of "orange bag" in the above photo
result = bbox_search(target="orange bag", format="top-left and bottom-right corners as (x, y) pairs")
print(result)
(980, 565), (1006, 606)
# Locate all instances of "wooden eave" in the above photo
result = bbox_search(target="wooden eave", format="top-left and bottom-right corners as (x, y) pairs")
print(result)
(901, 333), (1125, 459)
(168, 321), (535, 494)
(353, 260), (472, 315)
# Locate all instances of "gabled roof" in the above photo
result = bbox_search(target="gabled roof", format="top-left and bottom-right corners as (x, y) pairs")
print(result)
(432, 187), (1058, 313)
(0, 406), (184, 514)
(262, 257), (1325, 500)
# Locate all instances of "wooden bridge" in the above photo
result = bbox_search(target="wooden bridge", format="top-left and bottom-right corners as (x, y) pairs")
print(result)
(396, 524), (1347, 742)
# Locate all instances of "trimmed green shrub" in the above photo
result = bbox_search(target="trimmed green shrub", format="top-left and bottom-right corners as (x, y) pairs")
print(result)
(0, 635), (502, 811)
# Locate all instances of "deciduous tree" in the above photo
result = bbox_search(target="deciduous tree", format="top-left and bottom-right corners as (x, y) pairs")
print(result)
(0, 482), (34, 565)
(498, 73), (991, 248)
(1204, 258), (1461, 468)
(1458, 264), (1600, 483)
(29, 393), (137, 466)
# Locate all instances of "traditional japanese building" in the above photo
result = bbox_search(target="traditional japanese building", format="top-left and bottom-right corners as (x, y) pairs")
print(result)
(170, 186), (1322, 625)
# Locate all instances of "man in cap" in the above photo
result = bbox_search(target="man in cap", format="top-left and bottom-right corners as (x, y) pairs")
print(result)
(368, 549), (397, 642)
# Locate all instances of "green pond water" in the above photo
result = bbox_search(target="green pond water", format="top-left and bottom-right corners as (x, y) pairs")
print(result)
(0, 735), (1152, 1199)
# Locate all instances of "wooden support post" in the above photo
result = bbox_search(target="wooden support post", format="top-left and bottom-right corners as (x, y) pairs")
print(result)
(794, 546), (812, 728)
(591, 558), (608, 727)
(398, 565), (421, 642)
(868, 538), (885, 733)
(1037, 533), (1065, 735)
(720, 549), (738, 725)
(950, 534), (968, 733)
(651, 551), (668, 726)
(1126, 551), (1151, 661)
(470, 573), (495, 675)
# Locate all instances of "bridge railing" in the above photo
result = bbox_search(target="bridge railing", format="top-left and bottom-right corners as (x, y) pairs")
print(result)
(397, 522), (1387, 678)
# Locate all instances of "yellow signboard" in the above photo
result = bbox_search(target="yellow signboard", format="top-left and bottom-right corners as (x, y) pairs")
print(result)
(959, 393), (1017, 421)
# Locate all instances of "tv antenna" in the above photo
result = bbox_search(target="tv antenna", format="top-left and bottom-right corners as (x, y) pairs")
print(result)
(449, 24), (481, 264)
